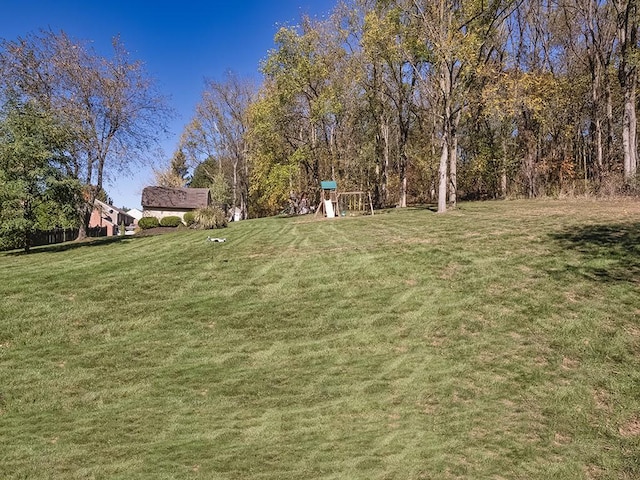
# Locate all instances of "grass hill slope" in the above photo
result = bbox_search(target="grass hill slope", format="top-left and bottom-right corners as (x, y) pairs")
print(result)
(1, 199), (639, 479)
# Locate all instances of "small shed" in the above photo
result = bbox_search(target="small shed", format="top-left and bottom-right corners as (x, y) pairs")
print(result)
(141, 186), (211, 221)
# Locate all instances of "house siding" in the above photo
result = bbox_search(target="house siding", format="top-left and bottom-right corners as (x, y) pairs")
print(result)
(143, 208), (191, 221)
(89, 199), (136, 236)
(89, 209), (116, 236)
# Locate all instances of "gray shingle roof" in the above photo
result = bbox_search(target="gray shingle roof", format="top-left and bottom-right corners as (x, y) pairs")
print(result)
(141, 187), (211, 209)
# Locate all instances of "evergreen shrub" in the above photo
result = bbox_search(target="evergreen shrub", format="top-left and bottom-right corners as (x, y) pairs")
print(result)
(159, 216), (182, 227)
(183, 211), (196, 227)
(138, 217), (159, 229)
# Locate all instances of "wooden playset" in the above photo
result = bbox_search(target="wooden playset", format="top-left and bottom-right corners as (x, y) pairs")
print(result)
(315, 180), (374, 218)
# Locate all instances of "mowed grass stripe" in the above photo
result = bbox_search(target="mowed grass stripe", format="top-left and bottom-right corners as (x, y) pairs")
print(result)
(1, 198), (639, 479)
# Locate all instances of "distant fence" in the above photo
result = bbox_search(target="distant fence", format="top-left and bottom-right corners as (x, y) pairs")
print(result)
(0, 226), (108, 251)
(29, 227), (107, 247)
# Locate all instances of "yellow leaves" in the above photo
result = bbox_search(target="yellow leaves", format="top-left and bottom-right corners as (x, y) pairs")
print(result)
(482, 70), (566, 124)
(362, 10), (405, 62)
(249, 159), (299, 215)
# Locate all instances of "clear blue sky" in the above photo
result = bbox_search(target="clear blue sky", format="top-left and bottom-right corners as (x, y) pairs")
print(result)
(1, 0), (333, 209)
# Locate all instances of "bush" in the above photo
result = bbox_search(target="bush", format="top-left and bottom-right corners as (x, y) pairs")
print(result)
(193, 206), (227, 230)
(159, 215), (182, 227)
(138, 217), (159, 229)
(183, 211), (196, 227)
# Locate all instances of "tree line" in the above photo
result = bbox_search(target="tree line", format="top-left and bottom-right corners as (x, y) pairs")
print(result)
(177, 0), (640, 218)
(2, 0), (640, 251)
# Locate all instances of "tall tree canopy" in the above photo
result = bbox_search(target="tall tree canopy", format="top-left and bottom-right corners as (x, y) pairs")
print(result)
(0, 98), (81, 252)
(233, 0), (640, 216)
(181, 72), (255, 218)
(0, 30), (173, 236)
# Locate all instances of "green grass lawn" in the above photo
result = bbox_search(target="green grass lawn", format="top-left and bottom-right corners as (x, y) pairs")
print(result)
(1, 199), (639, 479)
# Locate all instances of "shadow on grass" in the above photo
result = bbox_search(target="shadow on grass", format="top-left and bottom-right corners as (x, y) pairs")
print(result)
(407, 204), (438, 212)
(3, 235), (137, 256)
(549, 222), (640, 284)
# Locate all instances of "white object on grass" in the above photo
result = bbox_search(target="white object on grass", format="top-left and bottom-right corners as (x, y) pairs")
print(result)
(207, 236), (226, 242)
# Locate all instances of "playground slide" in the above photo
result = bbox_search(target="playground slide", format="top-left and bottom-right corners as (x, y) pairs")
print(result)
(324, 199), (335, 218)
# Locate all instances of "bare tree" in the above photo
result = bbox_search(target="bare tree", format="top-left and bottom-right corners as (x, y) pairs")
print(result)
(0, 30), (173, 238)
(181, 72), (255, 219)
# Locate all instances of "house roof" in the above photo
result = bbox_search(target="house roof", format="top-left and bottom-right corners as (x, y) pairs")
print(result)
(94, 199), (135, 223)
(93, 199), (135, 225)
(141, 186), (211, 210)
(126, 208), (144, 220)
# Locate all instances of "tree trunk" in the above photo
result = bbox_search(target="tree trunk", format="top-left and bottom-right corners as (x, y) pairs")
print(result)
(448, 123), (458, 207)
(399, 152), (408, 208)
(438, 133), (448, 213)
(596, 117), (603, 180)
(629, 81), (637, 178)
(374, 118), (389, 208)
(399, 120), (409, 208)
(622, 81), (638, 180)
(241, 154), (249, 219)
(76, 202), (93, 241)
(591, 60), (604, 182)
(529, 153), (536, 198)
(23, 195), (32, 254)
(232, 159), (238, 218)
(438, 56), (452, 213)
(616, 0), (638, 180)
(501, 138), (508, 198)
(605, 78), (614, 173)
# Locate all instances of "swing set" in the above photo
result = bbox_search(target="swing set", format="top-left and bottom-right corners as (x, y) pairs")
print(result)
(315, 180), (374, 218)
